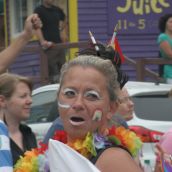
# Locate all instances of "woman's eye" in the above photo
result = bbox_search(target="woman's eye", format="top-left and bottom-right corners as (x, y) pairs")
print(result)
(84, 91), (101, 101)
(19, 93), (27, 98)
(63, 88), (76, 98)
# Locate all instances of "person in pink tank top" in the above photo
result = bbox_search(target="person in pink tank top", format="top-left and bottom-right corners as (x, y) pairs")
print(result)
(155, 128), (172, 172)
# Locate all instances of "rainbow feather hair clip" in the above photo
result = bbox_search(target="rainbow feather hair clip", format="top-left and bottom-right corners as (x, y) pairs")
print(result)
(87, 28), (128, 89)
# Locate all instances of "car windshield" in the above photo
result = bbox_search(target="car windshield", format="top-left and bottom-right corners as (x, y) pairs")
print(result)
(132, 91), (172, 121)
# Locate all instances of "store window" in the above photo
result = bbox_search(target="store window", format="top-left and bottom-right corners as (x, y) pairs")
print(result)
(13, 0), (27, 33)
(10, 0), (41, 37)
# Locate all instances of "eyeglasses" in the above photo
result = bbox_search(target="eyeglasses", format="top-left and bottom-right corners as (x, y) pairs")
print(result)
(117, 96), (133, 104)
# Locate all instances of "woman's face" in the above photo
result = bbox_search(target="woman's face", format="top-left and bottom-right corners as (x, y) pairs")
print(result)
(166, 17), (172, 32)
(58, 66), (117, 140)
(4, 82), (32, 121)
(116, 88), (134, 121)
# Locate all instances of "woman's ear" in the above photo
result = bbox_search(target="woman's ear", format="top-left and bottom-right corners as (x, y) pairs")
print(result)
(107, 101), (118, 120)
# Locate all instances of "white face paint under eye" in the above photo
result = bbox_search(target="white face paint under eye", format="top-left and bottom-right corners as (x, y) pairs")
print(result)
(58, 101), (71, 109)
(58, 88), (76, 109)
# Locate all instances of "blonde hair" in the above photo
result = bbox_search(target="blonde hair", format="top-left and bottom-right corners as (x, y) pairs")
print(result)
(0, 73), (32, 99)
(59, 55), (119, 101)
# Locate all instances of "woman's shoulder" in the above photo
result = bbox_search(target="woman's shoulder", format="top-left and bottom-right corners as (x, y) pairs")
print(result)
(101, 146), (132, 158)
(158, 33), (170, 41)
(90, 145), (131, 164)
(95, 147), (142, 172)
(157, 33), (171, 45)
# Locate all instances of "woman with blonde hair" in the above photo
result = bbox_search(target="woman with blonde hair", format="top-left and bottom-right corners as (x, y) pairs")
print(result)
(15, 43), (142, 172)
(0, 73), (37, 166)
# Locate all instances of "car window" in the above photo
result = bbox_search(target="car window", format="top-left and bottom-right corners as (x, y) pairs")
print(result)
(133, 92), (172, 121)
(27, 90), (57, 124)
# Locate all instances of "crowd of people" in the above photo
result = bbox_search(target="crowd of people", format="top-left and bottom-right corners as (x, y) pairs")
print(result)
(12, 42), (142, 172)
(0, 13), (143, 170)
(0, 3), (172, 171)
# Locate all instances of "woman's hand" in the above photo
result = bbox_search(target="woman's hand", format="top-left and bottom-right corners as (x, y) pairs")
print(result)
(23, 14), (42, 40)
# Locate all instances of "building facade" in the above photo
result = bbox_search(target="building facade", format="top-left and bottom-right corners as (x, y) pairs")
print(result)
(1, 0), (172, 85)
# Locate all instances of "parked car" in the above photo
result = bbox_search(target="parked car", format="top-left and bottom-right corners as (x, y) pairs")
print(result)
(126, 82), (172, 170)
(28, 84), (59, 143)
(27, 81), (172, 170)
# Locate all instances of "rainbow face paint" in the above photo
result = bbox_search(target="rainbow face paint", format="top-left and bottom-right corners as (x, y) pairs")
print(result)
(92, 109), (102, 121)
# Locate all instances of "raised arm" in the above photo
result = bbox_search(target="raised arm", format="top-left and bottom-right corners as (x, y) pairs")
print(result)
(0, 14), (42, 74)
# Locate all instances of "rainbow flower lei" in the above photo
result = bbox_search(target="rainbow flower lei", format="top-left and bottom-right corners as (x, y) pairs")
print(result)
(14, 126), (142, 172)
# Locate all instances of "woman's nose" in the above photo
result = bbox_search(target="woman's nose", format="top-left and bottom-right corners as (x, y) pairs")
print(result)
(27, 96), (32, 104)
(71, 95), (85, 110)
(128, 99), (134, 107)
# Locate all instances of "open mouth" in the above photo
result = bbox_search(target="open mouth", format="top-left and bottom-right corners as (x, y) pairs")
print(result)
(70, 116), (85, 126)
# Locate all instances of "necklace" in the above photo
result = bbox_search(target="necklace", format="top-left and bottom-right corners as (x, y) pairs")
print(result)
(14, 126), (142, 172)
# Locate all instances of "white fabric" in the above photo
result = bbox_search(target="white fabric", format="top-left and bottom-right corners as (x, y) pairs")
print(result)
(0, 135), (10, 150)
(0, 167), (13, 172)
(48, 139), (100, 172)
(0, 120), (13, 172)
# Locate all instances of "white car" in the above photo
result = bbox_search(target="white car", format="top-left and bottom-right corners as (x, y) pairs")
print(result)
(28, 81), (172, 170)
(28, 84), (59, 143)
(126, 82), (172, 170)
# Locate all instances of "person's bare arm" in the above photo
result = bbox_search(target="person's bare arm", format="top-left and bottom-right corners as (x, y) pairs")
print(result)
(35, 28), (45, 44)
(96, 147), (143, 172)
(35, 26), (53, 49)
(59, 19), (68, 43)
(160, 41), (172, 58)
(0, 14), (42, 74)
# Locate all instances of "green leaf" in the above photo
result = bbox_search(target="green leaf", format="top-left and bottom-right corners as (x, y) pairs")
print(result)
(108, 136), (121, 145)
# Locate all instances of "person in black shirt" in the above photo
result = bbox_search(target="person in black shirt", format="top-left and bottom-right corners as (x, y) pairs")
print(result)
(34, 0), (68, 83)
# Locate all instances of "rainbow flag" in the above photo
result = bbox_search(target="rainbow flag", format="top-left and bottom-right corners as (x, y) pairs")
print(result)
(114, 38), (125, 63)
(110, 25), (125, 63)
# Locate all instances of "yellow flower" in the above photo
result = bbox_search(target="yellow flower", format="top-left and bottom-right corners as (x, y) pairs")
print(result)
(14, 149), (39, 172)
